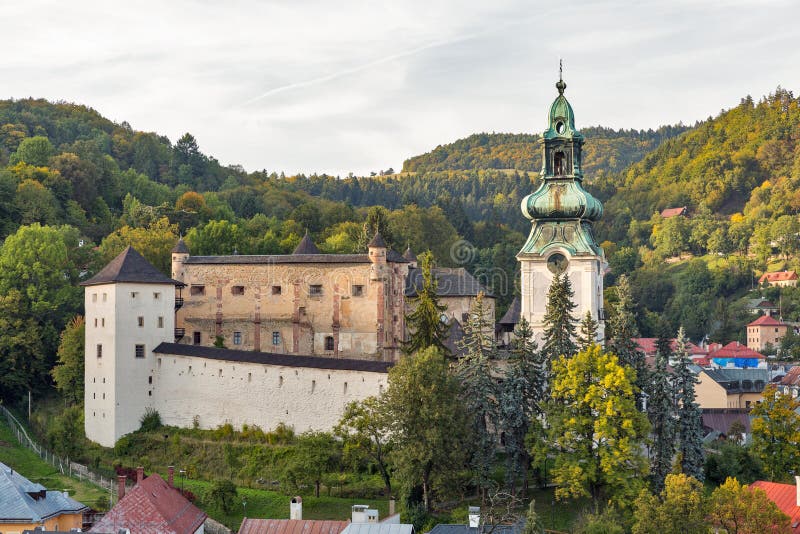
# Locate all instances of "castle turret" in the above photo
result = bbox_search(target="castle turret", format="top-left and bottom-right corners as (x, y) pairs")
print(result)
(403, 245), (418, 269)
(82, 247), (182, 447)
(368, 231), (387, 280)
(517, 73), (606, 343)
(171, 237), (189, 280)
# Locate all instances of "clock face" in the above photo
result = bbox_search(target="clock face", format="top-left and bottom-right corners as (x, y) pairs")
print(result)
(547, 253), (568, 274)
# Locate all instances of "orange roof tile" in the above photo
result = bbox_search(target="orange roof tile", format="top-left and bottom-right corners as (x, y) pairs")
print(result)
(759, 271), (799, 283)
(660, 207), (687, 218)
(748, 315), (788, 327)
(750, 480), (800, 532)
(709, 341), (765, 360)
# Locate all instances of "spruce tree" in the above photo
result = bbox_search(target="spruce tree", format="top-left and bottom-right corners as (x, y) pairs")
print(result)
(403, 251), (450, 355)
(647, 328), (676, 493)
(673, 327), (705, 480)
(577, 310), (599, 350)
(455, 293), (498, 499)
(498, 316), (544, 494)
(541, 273), (577, 366)
(607, 275), (647, 407)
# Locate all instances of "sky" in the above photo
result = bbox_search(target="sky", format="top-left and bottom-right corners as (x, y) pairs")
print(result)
(2, 0), (799, 176)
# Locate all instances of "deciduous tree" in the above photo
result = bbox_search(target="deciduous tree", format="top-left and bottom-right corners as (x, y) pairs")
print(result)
(631, 474), (707, 534)
(52, 315), (85, 405)
(750, 385), (800, 482)
(335, 397), (392, 496)
(707, 477), (790, 534)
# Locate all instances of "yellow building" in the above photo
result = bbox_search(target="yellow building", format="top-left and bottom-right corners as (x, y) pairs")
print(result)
(0, 462), (87, 533)
(695, 369), (768, 409)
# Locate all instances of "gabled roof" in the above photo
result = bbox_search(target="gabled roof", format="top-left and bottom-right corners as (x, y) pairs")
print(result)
(660, 206), (687, 218)
(760, 271), (799, 283)
(405, 268), (492, 298)
(153, 343), (392, 373)
(0, 462), (88, 523)
(781, 366), (800, 387)
(701, 409), (752, 435)
(748, 315), (787, 327)
(368, 231), (387, 248)
(634, 338), (707, 356)
(746, 298), (778, 309)
(80, 246), (182, 287)
(750, 480), (800, 532)
(293, 232), (322, 255)
(239, 519), (350, 534)
(709, 341), (765, 360)
(498, 297), (521, 326)
(90, 473), (206, 534)
(428, 524), (523, 534)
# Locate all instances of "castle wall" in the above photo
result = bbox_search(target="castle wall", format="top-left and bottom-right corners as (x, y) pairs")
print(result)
(150, 352), (388, 433)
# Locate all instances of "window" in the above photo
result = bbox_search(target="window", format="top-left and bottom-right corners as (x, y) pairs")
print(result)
(190, 285), (205, 296)
(298, 306), (306, 315)
(232, 285), (245, 296)
(153, 292), (161, 300)
(135, 344), (145, 359)
(138, 316), (144, 327)
(148, 376), (153, 384)
(233, 331), (242, 345)
(554, 151), (565, 175)
(157, 316), (164, 328)
(272, 331), (281, 345)
(131, 291), (139, 298)
(325, 336), (335, 351)
(94, 318), (98, 327)
(272, 285), (282, 295)
(309, 284), (323, 296)
(92, 293), (97, 302)
(101, 318), (105, 327)
(351, 285), (364, 297)
(96, 344), (102, 358)
(193, 331), (201, 345)
(102, 293), (107, 302)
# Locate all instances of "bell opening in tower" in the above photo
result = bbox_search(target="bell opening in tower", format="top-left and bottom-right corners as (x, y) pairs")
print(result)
(554, 151), (565, 176)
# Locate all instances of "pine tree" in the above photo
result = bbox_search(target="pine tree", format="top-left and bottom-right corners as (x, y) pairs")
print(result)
(673, 327), (705, 480)
(497, 317), (544, 494)
(647, 328), (676, 493)
(607, 275), (647, 408)
(577, 310), (599, 350)
(541, 273), (577, 367)
(455, 293), (498, 499)
(403, 251), (450, 355)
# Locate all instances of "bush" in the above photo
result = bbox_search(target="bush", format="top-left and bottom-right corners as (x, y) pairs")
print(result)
(139, 407), (162, 432)
(207, 479), (238, 513)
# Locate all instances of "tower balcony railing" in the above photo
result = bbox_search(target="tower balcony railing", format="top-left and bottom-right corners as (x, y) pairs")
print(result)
(174, 328), (186, 342)
(175, 297), (184, 310)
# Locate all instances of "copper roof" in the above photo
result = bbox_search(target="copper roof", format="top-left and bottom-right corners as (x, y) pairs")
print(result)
(239, 519), (350, 534)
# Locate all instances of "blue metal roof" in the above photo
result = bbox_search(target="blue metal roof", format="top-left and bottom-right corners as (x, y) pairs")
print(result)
(0, 462), (88, 523)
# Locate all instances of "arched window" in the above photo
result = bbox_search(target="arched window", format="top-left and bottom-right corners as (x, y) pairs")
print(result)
(554, 151), (565, 175)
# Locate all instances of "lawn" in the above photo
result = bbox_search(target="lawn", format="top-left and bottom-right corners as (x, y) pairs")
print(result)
(0, 416), (109, 509)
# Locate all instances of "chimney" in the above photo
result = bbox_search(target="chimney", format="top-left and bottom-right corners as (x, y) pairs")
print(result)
(117, 475), (126, 500)
(290, 496), (302, 520)
(468, 506), (480, 529)
(389, 497), (396, 516)
(168, 466), (174, 488)
(136, 467), (144, 484)
(796, 476), (800, 507)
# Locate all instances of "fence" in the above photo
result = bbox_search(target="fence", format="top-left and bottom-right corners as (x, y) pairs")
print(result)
(0, 403), (122, 506)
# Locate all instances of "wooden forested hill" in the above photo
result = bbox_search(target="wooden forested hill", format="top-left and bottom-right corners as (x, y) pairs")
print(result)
(401, 126), (691, 178)
(596, 88), (800, 245)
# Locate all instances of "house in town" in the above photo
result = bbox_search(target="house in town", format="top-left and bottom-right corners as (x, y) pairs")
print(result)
(750, 477), (800, 533)
(746, 297), (779, 316)
(759, 270), (799, 288)
(707, 341), (767, 369)
(746, 315), (789, 353)
(695, 368), (769, 409)
(659, 206), (688, 218)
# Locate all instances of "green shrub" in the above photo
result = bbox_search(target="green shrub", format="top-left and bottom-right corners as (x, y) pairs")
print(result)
(139, 408), (162, 432)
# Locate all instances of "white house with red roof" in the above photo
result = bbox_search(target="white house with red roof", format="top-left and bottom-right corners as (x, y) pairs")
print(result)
(747, 315), (789, 353)
(634, 338), (708, 368)
(750, 477), (800, 532)
(759, 270), (799, 288)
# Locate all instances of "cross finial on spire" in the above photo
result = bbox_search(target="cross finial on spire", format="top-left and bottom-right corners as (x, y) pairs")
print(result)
(556, 59), (567, 95)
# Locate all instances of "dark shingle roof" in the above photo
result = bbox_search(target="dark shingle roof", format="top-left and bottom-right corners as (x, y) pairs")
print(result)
(403, 247), (417, 262)
(80, 247), (182, 287)
(702, 368), (769, 393)
(498, 296), (521, 326)
(171, 237), (189, 254)
(368, 231), (386, 248)
(405, 268), (492, 298)
(293, 232), (321, 255)
(153, 343), (393, 372)
(184, 251), (408, 265)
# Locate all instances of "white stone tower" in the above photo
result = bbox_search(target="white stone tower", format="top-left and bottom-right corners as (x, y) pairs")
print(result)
(82, 247), (180, 447)
(518, 75), (606, 344)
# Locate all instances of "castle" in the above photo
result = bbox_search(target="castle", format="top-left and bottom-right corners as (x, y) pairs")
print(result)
(83, 77), (604, 447)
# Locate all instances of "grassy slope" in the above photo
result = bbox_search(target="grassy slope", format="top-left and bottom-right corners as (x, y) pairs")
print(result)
(0, 416), (108, 508)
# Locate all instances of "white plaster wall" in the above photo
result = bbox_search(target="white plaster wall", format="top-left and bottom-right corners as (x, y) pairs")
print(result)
(85, 284), (118, 447)
(151, 354), (387, 433)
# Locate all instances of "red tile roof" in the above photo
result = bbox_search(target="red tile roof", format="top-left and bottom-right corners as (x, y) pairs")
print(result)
(660, 207), (687, 218)
(748, 315), (788, 327)
(693, 357), (711, 366)
(760, 271), (799, 283)
(238, 519), (350, 534)
(750, 480), (800, 532)
(781, 366), (800, 387)
(708, 341), (766, 360)
(90, 474), (206, 534)
(634, 338), (707, 356)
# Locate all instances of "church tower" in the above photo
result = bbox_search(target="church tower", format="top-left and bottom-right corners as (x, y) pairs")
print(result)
(518, 72), (606, 343)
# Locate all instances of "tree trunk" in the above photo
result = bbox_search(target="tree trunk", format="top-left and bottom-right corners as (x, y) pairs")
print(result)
(315, 479), (320, 497)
